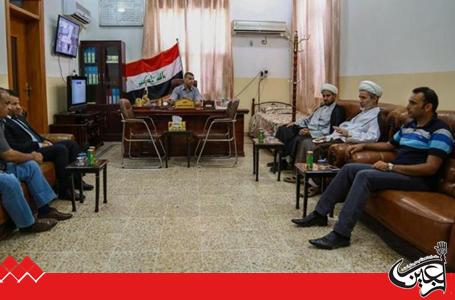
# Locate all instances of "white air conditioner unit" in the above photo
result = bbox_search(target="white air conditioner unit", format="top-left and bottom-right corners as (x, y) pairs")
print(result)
(63, 0), (91, 25)
(232, 20), (288, 36)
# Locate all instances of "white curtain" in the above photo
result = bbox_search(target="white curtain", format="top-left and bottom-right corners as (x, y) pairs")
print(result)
(142, 0), (233, 99)
(292, 0), (340, 114)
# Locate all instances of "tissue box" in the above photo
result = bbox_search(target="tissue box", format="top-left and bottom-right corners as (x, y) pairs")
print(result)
(168, 121), (186, 131)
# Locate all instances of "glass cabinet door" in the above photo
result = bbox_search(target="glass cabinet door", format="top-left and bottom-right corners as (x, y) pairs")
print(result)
(81, 45), (102, 103)
(104, 46), (121, 104)
(79, 41), (125, 105)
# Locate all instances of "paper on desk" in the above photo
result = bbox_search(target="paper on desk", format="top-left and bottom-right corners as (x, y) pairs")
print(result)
(172, 115), (182, 123)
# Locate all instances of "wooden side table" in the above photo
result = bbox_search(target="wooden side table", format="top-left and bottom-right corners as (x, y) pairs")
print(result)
(164, 131), (192, 168)
(294, 163), (339, 217)
(252, 137), (284, 181)
(66, 159), (108, 212)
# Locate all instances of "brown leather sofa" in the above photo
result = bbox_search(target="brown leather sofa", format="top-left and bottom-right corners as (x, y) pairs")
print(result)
(0, 133), (74, 239)
(327, 99), (401, 167)
(327, 101), (455, 270)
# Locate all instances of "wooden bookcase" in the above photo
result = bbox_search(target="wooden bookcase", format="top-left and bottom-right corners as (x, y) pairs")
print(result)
(77, 40), (125, 141)
(79, 40), (126, 104)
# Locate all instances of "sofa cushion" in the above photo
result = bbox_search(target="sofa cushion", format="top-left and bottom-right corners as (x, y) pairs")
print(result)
(365, 190), (455, 256)
(337, 100), (360, 120)
(40, 162), (57, 185)
(438, 158), (455, 197)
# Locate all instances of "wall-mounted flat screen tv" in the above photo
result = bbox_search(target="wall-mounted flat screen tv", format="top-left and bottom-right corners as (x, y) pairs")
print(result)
(54, 15), (80, 58)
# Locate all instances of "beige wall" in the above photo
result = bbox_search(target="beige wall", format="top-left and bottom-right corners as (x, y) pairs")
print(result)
(46, 77), (67, 123)
(234, 77), (291, 128)
(0, 74), (64, 124)
(0, 74), (7, 89)
(339, 72), (455, 110)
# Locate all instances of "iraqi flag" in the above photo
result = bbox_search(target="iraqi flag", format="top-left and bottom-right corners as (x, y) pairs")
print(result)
(125, 43), (183, 101)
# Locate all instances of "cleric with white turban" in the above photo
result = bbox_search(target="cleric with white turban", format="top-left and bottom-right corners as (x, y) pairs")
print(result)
(359, 80), (382, 97)
(321, 83), (338, 95)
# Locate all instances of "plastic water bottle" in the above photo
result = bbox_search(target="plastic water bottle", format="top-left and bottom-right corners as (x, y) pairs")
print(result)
(87, 148), (95, 166)
(258, 129), (265, 144)
(76, 152), (87, 166)
(89, 146), (97, 164)
(306, 151), (314, 170)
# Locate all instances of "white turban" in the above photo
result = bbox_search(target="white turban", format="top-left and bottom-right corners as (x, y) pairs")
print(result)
(359, 80), (382, 97)
(320, 83), (338, 95)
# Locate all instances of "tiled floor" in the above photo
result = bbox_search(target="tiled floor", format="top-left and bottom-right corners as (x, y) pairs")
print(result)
(0, 138), (402, 272)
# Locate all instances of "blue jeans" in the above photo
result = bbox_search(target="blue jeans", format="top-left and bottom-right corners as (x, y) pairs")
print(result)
(1, 161), (56, 228)
(315, 163), (431, 238)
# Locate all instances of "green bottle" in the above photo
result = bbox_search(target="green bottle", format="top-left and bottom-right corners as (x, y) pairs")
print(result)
(306, 151), (314, 170)
(258, 129), (265, 144)
(87, 149), (94, 166)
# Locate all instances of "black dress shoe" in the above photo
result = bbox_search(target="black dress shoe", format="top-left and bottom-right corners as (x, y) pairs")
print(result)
(291, 211), (328, 227)
(59, 191), (86, 201)
(309, 231), (351, 250)
(266, 161), (276, 167)
(269, 159), (289, 172)
(20, 218), (58, 233)
(82, 181), (94, 191)
(38, 207), (73, 221)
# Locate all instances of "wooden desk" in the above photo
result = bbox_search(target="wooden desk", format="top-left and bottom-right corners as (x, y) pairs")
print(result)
(49, 111), (104, 149)
(132, 107), (249, 156)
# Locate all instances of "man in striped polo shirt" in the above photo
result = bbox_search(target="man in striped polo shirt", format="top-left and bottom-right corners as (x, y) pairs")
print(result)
(291, 87), (454, 249)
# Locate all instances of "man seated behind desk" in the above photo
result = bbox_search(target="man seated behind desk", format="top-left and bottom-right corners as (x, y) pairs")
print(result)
(169, 72), (204, 106)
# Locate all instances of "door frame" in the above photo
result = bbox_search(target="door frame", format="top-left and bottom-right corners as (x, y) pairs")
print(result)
(5, 0), (48, 133)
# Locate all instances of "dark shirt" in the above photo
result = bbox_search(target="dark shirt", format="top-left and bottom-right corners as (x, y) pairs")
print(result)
(0, 122), (12, 171)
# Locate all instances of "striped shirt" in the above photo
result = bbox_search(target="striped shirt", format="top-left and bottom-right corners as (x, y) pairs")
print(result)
(390, 115), (453, 165)
(390, 115), (453, 189)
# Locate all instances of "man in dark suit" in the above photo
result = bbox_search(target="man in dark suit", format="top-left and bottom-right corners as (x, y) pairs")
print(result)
(1, 89), (93, 200)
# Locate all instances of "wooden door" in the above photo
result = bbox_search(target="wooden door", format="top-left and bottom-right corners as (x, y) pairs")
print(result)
(6, 0), (48, 133)
(9, 16), (30, 113)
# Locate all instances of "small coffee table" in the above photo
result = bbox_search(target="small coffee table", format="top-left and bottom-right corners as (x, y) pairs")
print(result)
(295, 163), (339, 217)
(252, 137), (284, 181)
(66, 159), (108, 213)
(164, 130), (192, 168)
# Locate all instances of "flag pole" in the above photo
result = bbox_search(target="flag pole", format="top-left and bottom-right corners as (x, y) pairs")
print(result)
(176, 38), (184, 79)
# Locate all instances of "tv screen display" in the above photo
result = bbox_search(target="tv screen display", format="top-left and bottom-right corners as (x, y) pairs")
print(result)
(67, 76), (87, 110)
(54, 15), (80, 58)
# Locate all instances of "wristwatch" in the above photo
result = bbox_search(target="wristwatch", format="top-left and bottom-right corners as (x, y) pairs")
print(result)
(387, 163), (394, 172)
